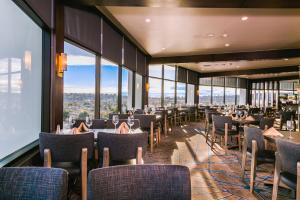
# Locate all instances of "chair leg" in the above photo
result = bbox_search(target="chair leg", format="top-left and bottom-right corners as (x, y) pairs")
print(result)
(81, 148), (88, 200)
(44, 149), (51, 168)
(297, 162), (300, 200)
(238, 134), (241, 152)
(103, 147), (109, 167)
(272, 152), (281, 200)
(211, 122), (215, 150)
(250, 140), (258, 193)
(224, 123), (228, 155)
(150, 122), (154, 153)
(136, 147), (142, 165)
(241, 138), (247, 180)
(164, 115), (167, 136)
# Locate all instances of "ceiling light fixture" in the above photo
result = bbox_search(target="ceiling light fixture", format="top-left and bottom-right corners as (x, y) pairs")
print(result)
(241, 16), (248, 21)
(161, 47), (166, 50)
(283, 58), (289, 61)
(222, 33), (228, 38)
(145, 18), (151, 23)
(225, 43), (230, 47)
(208, 33), (214, 37)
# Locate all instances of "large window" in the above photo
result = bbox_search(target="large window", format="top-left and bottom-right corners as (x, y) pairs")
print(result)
(149, 64), (162, 78)
(237, 88), (247, 105)
(212, 86), (224, 105)
(0, 0), (42, 162)
(225, 87), (236, 105)
(63, 42), (95, 128)
(176, 82), (186, 105)
(121, 67), (133, 113)
(187, 84), (195, 105)
(199, 85), (211, 105)
(164, 80), (175, 106)
(148, 78), (162, 107)
(135, 73), (142, 109)
(100, 58), (118, 117)
(164, 65), (176, 80)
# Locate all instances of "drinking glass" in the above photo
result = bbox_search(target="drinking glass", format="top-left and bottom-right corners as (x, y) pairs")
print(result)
(112, 115), (119, 133)
(69, 116), (75, 128)
(86, 116), (93, 130)
(287, 120), (294, 139)
(128, 116), (134, 133)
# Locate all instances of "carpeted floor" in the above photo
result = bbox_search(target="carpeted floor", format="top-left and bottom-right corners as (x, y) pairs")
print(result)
(143, 122), (295, 200)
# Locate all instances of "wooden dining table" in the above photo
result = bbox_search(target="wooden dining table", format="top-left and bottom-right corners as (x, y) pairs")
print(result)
(264, 130), (300, 144)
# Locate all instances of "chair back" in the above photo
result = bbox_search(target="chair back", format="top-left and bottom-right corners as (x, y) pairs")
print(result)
(106, 119), (140, 129)
(133, 114), (156, 129)
(88, 165), (191, 200)
(205, 109), (218, 123)
(276, 139), (300, 175)
(91, 119), (106, 129)
(280, 111), (296, 122)
(259, 117), (274, 130)
(249, 107), (260, 115)
(39, 132), (94, 162)
(212, 115), (232, 129)
(0, 167), (68, 200)
(244, 127), (265, 153)
(108, 113), (129, 120)
(134, 109), (144, 114)
(97, 132), (148, 161)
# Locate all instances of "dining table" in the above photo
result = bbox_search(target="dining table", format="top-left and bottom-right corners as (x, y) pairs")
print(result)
(264, 130), (300, 144)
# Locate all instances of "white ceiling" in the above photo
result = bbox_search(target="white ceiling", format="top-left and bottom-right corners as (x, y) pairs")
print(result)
(105, 7), (300, 57)
(237, 71), (299, 79)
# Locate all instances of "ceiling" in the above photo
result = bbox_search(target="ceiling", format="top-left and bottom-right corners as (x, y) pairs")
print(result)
(237, 71), (299, 79)
(101, 6), (300, 79)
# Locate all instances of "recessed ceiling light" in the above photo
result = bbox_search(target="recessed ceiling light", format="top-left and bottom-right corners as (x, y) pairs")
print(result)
(161, 47), (166, 50)
(145, 18), (151, 23)
(283, 58), (289, 61)
(236, 65), (240, 68)
(222, 33), (228, 38)
(208, 33), (214, 37)
(225, 43), (230, 47)
(241, 16), (248, 21)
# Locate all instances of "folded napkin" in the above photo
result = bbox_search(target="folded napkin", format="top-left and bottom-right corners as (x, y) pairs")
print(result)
(117, 122), (130, 134)
(245, 116), (255, 121)
(263, 127), (284, 137)
(71, 122), (89, 134)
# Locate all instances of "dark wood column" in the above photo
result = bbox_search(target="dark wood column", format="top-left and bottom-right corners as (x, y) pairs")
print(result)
(50, 1), (64, 131)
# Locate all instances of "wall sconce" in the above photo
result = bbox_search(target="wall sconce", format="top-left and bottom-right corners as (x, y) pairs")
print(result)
(56, 53), (67, 78)
(196, 89), (200, 96)
(24, 51), (32, 71)
(145, 82), (150, 92)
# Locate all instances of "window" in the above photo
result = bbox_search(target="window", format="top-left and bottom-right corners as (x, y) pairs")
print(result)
(225, 87), (236, 105)
(164, 65), (175, 80)
(237, 88), (247, 105)
(199, 85), (211, 105)
(121, 67), (133, 113)
(187, 84), (195, 105)
(135, 74), (142, 109)
(176, 82), (186, 105)
(149, 64), (162, 78)
(255, 90), (260, 106)
(212, 86), (224, 105)
(164, 80), (175, 106)
(148, 78), (162, 107)
(63, 42), (95, 128)
(0, 0), (42, 162)
(100, 58), (118, 118)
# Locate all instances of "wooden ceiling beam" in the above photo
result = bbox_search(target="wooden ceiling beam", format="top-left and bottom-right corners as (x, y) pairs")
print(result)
(150, 49), (300, 64)
(198, 65), (299, 77)
(64, 0), (300, 8)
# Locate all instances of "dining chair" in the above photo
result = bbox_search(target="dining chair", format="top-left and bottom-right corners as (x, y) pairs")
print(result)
(91, 119), (106, 129)
(259, 117), (275, 130)
(134, 114), (161, 153)
(205, 109), (219, 143)
(39, 132), (94, 200)
(211, 115), (241, 154)
(134, 109), (144, 114)
(88, 165), (191, 200)
(272, 139), (300, 200)
(108, 113), (129, 120)
(241, 127), (275, 193)
(0, 167), (68, 200)
(105, 119), (140, 129)
(97, 131), (148, 167)
(280, 111), (296, 131)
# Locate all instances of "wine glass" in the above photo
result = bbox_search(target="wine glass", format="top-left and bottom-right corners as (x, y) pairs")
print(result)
(127, 116), (134, 133)
(287, 120), (294, 139)
(69, 116), (75, 128)
(85, 116), (92, 130)
(112, 115), (119, 133)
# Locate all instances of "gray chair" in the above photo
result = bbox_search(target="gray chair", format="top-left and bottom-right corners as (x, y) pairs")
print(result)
(134, 114), (161, 153)
(108, 113), (129, 120)
(211, 115), (241, 153)
(204, 109), (220, 143)
(91, 119), (106, 129)
(0, 167), (68, 200)
(272, 139), (300, 199)
(241, 127), (275, 193)
(97, 131), (148, 167)
(39, 132), (94, 200)
(88, 165), (191, 200)
(106, 119), (140, 129)
(259, 117), (275, 130)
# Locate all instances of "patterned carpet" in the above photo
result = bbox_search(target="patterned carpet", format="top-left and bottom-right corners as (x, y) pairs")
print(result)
(143, 122), (295, 200)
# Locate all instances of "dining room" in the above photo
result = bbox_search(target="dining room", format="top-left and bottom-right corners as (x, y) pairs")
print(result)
(0, 0), (300, 200)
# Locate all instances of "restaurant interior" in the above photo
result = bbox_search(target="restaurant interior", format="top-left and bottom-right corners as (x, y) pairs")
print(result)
(1, 0), (300, 200)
